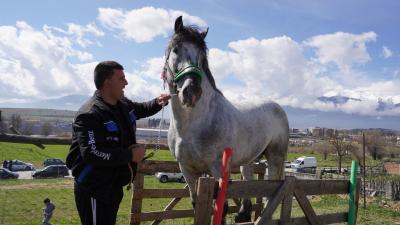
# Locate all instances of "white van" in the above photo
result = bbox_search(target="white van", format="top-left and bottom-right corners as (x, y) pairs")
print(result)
(290, 156), (317, 169)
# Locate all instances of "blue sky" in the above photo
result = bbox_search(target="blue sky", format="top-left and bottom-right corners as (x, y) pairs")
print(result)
(0, 0), (399, 119)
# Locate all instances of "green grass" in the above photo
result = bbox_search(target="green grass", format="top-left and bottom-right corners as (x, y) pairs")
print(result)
(1, 142), (399, 224)
(0, 142), (176, 169)
(287, 152), (383, 168)
(0, 141), (386, 169)
(0, 142), (69, 169)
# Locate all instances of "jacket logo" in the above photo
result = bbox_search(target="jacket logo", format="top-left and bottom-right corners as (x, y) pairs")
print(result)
(129, 110), (136, 123)
(104, 121), (118, 132)
(88, 130), (111, 160)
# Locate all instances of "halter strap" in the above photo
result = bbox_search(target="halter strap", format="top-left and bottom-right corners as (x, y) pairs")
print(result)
(162, 49), (204, 85)
(173, 65), (203, 82)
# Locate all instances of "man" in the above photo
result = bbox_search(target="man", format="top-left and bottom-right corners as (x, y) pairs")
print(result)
(66, 61), (170, 225)
(42, 198), (55, 225)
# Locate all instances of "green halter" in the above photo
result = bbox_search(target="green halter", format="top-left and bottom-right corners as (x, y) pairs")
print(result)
(173, 65), (203, 82)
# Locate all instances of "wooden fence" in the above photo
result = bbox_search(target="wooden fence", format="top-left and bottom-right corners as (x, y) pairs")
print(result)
(194, 176), (360, 225)
(131, 160), (360, 225)
(130, 160), (267, 225)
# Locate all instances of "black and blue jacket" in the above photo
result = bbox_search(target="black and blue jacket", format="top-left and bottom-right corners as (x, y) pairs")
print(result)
(66, 90), (162, 192)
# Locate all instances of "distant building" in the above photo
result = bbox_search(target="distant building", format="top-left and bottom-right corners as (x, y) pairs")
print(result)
(324, 128), (335, 138)
(290, 128), (300, 133)
(311, 127), (323, 137)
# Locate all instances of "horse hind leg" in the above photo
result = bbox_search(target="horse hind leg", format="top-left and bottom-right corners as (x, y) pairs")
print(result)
(234, 164), (253, 223)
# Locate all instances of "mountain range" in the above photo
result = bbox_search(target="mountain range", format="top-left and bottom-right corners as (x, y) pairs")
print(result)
(1, 94), (399, 131)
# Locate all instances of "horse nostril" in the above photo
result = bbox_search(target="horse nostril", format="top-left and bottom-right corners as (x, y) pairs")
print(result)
(182, 87), (190, 98)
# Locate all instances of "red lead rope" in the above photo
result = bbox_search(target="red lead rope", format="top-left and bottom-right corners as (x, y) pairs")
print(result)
(212, 147), (233, 225)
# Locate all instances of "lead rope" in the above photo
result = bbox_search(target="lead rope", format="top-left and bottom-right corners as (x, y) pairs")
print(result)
(142, 103), (166, 161)
(127, 65), (170, 191)
(127, 103), (166, 191)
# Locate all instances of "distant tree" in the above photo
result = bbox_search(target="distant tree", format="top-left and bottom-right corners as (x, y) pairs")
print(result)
(330, 135), (356, 173)
(10, 114), (22, 131)
(41, 122), (53, 136)
(320, 144), (333, 160)
(312, 142), (332, 160)
(21, 122), (34, 135)
(0, 114), (5, 133)
(365, 132), (386, 160)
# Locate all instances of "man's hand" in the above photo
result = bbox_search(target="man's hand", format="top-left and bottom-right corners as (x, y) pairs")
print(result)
(157, 94), (171, 106)
(130, 144), (146, 162)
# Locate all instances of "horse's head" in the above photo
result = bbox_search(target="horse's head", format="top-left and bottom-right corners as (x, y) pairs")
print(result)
(163, 16), (210, 108)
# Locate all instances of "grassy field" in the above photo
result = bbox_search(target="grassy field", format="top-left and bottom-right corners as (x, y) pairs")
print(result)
(0, 141), (383, 169)
(0, 142), (399, 224)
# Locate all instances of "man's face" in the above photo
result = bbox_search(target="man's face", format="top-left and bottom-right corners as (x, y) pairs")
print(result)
(105, 69), (128, 101)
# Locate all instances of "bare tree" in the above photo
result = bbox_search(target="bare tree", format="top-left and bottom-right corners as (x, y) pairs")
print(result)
(21, 122), (34, 135)
(330, 135), (356, 173)
(312, 142), (332, 160)
(0, 114), (5, 133)
(365, 132), (386, 160)
(41, 122), (53, 136)
(10, 114), (22, 131)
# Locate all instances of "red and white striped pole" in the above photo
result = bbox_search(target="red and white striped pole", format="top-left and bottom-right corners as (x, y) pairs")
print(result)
(212, 147), (233, 225)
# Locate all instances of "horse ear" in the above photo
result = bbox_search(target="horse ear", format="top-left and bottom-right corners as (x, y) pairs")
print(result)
(200, 27), (209, 39)
(174, 16), (183, 33)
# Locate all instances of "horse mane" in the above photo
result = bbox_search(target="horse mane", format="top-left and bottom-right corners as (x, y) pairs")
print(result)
(168, 25), (222, 95)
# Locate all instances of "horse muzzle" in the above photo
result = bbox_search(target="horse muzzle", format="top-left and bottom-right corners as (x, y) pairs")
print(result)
(179, 78), (202, 108)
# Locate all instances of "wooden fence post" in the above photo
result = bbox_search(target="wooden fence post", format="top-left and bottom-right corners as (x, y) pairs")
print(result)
(130, 163), (145, 225)
(194, 177), (215, 225)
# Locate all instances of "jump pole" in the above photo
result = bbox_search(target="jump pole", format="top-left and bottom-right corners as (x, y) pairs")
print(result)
(212, 147), (233, 225)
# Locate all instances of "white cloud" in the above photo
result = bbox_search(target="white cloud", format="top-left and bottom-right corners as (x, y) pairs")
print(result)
(0, 21), (96, 102)
(0, 18), (398, 117)
(44, 23), (104, 48)
(304, 31), (377, 71)
(205, 34), (399, 116)
(208, 36), (339, 104)
(382, 46), (393, 59)
(135, 57), (165, 80)
(97, 7), (207, 43)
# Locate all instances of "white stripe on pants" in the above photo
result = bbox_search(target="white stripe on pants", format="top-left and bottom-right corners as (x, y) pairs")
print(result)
(91, 197), (97, 225)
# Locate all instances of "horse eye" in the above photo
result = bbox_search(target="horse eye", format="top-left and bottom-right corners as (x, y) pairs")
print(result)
(173, 48), (178, 54)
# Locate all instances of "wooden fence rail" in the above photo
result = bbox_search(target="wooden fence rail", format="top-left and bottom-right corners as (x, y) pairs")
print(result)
(130, 160), (360, 225)
(194, 176), (361, 225)
(130, 160), (267, 225)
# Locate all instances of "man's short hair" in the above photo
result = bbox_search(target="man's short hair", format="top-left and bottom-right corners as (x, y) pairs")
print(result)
(44, 198), (50, 203)
(94, 61), (124, 89)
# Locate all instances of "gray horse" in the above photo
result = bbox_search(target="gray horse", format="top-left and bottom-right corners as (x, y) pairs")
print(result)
(163, 16), (289, 223)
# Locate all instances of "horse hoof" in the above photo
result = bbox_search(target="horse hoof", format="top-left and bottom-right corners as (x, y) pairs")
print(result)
(235, 212), (251, 223)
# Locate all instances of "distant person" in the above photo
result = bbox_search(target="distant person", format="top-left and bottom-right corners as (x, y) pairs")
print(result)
(8, 160), (12, 171)
(2, 160), (7, 169)
(66, 61), (170, 225)
(42, 198), (55, 225)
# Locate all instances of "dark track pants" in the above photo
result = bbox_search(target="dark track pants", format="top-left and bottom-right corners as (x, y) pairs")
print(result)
(74, 183), (123, 225)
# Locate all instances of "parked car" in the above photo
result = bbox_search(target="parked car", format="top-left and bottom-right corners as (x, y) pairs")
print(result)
(32, 165), (69, 178)
(8, 160), (35, 171)
(0, 168), (19, 179)
(43, 158), (65, 167)
(155, 172), (185, 183)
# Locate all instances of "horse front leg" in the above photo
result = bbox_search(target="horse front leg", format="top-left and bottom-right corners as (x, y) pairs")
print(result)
(235, 164), (253, 223)
(179, 164), (202, 208)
